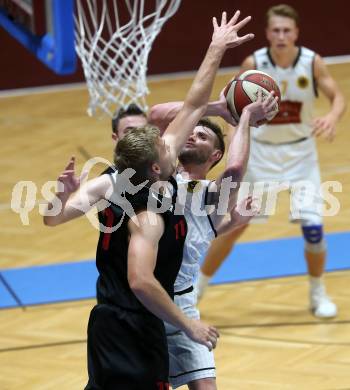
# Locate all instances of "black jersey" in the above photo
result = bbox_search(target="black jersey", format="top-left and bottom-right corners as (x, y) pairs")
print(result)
(95, 169), (187, 312)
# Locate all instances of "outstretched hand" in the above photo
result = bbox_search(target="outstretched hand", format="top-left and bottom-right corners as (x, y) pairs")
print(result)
(57, 156), (87, 196)
(231, 195), (260, 225)
(212, 11), (254, 49)
(312, 114), (337, 142)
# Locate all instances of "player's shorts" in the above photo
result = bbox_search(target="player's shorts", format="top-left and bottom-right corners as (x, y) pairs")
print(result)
(85, 304), (169, 390)
(239, 137), (323, 225)
(164, 287), (216, 389)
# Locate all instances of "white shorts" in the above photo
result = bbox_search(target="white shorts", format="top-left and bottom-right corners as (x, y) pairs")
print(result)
(239, 137), (323, 226)
(164, 288), (216, 388)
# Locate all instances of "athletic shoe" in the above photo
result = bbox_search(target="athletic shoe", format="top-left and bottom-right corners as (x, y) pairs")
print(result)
(310, 284), (337, 318)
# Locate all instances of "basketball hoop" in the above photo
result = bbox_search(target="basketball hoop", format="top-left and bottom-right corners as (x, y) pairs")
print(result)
(74, 0), (181, 117)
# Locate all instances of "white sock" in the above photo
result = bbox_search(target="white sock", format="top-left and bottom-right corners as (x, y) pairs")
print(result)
(309, 276), (324, 290)
(198, 270), (211, 286)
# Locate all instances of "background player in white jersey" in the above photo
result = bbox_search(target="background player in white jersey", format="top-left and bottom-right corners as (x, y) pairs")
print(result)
(198, 4), (346, 319)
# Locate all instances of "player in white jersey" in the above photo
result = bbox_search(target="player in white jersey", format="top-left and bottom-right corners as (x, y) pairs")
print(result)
(198, 4), (346, 319)
(164, 108), (276, 389)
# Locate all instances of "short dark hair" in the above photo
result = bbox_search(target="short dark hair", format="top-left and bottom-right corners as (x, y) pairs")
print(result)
(266, 4), (299, 26)
(197, 117), (225, 168)
(111, 104), (147, 133)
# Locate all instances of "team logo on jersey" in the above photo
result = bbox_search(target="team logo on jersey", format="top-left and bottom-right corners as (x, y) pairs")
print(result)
(187, 180), (200, 193)
(297, 75), (309, 89)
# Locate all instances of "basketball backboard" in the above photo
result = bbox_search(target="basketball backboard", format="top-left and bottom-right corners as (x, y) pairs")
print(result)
(0, 0), (76, 74)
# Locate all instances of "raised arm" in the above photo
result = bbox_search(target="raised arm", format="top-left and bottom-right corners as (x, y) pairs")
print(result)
(149, 97), (237, 135)
(207, 91), (278, 226)
(162, 11), (254, 164)
(127, 211), (219, 351)
(312, 54), (347, 142)
(43, 157), (110, 226)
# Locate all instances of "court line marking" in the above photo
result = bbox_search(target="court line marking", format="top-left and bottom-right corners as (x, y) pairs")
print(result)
(0, 55), (349, 98)
(0, 339), (86, 353)
(208, 267), (350, 287)
(216, 319), (350, 330)
(218, 329), (350, 347)
(0, 272), (25, 310)
(2, 319), (350, 353)
(77, 145), (92, 160)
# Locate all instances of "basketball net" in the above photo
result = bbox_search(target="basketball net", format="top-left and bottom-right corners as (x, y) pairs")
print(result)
(75, 0), (181, 117)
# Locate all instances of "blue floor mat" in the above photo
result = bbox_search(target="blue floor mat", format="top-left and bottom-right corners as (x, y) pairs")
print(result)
(0, 261), (97, 308)
(210, 232), (350, 285)
(1, 232), (350, 309)
(0, 273), (19, 308)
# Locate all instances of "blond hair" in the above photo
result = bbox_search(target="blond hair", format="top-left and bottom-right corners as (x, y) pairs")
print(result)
(114, 125), (161, 184)
(266, 4), (299, 26)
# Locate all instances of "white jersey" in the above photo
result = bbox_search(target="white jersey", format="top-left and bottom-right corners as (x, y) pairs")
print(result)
(174, 173), (217, 293)
(253, 46), (317, 144)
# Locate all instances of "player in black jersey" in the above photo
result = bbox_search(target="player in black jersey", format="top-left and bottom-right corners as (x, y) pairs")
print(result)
(44, 11), (255, 389)
(87, 127), (188, 389)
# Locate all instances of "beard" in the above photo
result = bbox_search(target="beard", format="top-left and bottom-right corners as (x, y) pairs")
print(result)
(178, 147), (211, 166)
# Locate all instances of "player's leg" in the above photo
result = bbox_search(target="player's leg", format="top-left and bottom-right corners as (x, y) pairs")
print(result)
(289, 141), (337, 318)
(86, 304), (169, 389)
(302, 224), (337, 318)
(188, 377), (216, 390)
(166, 290), (216, 389)
(197, 225), (247, 299)
(304, 228), (325, 280)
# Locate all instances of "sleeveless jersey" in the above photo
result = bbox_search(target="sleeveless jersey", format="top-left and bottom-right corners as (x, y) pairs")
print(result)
(174, 173), (217, 292)
(96, 170), (187, 312)
(253, 46), (317, 143)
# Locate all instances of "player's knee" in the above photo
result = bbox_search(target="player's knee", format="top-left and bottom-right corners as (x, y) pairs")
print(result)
(188, 377), (216, 390)
(302, 224), (326, 253)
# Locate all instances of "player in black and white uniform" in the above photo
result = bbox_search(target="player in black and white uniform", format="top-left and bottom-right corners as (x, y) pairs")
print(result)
(106, 104), (274, 390)
(43, 11), (256, 389)
(106, 72), (277, 390)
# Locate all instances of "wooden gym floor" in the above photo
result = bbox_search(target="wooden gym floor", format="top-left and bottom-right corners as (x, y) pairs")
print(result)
(0, 62), (349, 389)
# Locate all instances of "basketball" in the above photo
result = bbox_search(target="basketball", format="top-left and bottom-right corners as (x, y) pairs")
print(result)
(224, 70), (281, 122)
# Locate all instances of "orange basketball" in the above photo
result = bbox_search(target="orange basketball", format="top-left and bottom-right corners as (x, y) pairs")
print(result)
(224, 70), (281, 122)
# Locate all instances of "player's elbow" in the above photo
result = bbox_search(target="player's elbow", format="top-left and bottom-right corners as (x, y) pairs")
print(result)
(224, 165), (245, 185)
(128, 273), (152, 296)
(43, 216), (59, 226)
(183, 100), (207, 118)
(148, 105), (169, 134)
(148, 104), (162, 124)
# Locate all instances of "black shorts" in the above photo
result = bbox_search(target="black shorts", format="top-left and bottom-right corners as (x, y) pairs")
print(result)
(85, 304), (169, 390)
